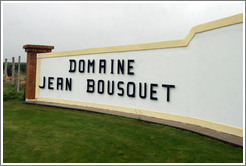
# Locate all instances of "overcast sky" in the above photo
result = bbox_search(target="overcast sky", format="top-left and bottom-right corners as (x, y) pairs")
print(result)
(2, 1), (244, 62)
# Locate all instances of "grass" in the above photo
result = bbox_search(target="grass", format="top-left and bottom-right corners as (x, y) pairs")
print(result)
(3, 100), (243, 163)
(2, 82), (243, 163)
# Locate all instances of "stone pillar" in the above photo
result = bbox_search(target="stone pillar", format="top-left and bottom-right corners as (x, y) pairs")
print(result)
(4, 58), (7, 82)
(11, 57), (15, 84)
(17, 56), (21, 93)
(23, 45), (54, 99)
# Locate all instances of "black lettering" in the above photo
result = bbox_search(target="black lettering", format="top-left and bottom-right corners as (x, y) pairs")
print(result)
(107, 80), (114, 95)
(162, 84), (175, 102)
(99, 59), (106, 74)
(65, 78), (72, 91)
(88, 60), (95, 73)
(79, 60), (85, 73)
(117, 81), (124, 96)
(48, 77), (54, 90)
(117, 60), (125, 74)
(69, 59), (76, 72)
(98, 80), (104, 94)
(87, 79), (95, 93)
(127, 60), (135, 75)
(39, 77), (46, 89)
(150, 84), (158, 100)
(57, 77), (63, 90)
(111, 59), (114, 74)
(139, 82), (147, 99)
(127, 82), (135, 97)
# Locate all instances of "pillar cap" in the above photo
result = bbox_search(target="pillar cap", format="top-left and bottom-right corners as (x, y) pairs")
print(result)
(23, 44), (54, 49)
(23, 44), (54, 53)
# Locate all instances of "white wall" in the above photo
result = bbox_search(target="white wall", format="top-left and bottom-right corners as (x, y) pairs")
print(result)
(39, 23), (243, 128)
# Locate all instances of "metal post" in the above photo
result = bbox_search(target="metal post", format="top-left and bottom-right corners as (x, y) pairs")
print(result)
(17, 56), (21, 93)
(4, 58), (7, 82)
(11, 57), (15, 84)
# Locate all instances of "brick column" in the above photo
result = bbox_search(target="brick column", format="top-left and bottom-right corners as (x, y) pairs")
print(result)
(23, 45), (54, 99)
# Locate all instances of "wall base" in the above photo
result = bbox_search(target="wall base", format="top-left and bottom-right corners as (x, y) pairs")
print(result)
(25, 99), (243, 147)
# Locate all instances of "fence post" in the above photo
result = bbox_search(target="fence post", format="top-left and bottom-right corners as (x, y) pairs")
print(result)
(17, 56), (21, 93)
(23, 45), (54, 100)
(4, 58), (7, 82)
(11, 57), (15, 84)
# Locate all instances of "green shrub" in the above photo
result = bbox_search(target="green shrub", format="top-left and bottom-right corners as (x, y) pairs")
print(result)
(3, 82), (25, 101)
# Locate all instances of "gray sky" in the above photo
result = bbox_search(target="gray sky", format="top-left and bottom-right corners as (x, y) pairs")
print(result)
(2, 1), (244, 62)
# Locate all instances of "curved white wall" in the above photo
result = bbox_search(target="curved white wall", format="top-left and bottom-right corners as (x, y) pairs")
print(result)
(39, 23), (243, 128)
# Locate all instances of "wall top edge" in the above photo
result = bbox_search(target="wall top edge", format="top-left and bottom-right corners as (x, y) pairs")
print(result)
(37, 13), (243, 59)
